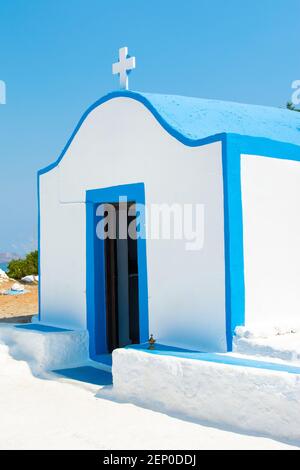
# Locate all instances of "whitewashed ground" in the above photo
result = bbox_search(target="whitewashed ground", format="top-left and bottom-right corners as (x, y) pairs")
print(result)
(234, 330), (300, 362)
(0, 344), (297, 450)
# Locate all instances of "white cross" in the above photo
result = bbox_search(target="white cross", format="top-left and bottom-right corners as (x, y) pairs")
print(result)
(112, 47), (136, 90)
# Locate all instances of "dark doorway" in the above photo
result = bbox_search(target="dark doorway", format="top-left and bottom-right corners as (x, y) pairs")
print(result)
(104, 202), (140, 352)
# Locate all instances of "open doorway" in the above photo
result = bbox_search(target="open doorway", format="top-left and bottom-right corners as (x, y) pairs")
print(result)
(86, 183), (149, 359)
(104, 202), (140, 352)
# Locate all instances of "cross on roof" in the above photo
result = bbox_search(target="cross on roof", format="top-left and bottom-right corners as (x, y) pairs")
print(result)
(112, 47), (136, 90)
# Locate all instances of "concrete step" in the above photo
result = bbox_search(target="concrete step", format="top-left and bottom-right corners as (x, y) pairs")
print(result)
(111, 345), (300, 445)
(0, 323), (89, 373)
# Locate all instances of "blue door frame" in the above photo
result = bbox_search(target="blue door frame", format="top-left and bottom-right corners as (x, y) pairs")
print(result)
(86, 182), (149, 359)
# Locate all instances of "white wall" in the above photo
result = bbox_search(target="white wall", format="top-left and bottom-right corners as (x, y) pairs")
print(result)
(241, 154), (300, 329)
(40, 97), (227, 351)
(39, 168), (86, 329)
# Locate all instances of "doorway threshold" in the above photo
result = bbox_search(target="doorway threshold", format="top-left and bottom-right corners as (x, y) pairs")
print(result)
(53, 365), (112, 386)
(92, 353), (112, 371)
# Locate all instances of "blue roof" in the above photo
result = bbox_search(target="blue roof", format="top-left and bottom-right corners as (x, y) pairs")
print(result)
(137, 91), (300, 146)
(39, 90), (300, 176)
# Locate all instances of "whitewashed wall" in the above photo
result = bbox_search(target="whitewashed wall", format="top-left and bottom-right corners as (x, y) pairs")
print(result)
(241, 154), (300, 329)
(40, 97), (226, 351)
(39, 168), (86, 329)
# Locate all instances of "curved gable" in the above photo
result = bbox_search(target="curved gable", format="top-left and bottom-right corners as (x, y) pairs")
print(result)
(38, 90), (300, 176)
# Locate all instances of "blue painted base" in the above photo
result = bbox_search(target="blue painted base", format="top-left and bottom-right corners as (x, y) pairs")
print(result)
(128, 343), (300, 375)
(53, 366), (112, 386)
(92, 354), (112, 367)
(15, 324), (71, 333)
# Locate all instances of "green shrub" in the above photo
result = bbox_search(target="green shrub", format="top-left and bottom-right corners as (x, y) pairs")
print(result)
(7, 250), (38, 280)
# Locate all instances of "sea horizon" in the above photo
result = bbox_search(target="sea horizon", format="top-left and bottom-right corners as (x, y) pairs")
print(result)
(0, 263), (8, 272)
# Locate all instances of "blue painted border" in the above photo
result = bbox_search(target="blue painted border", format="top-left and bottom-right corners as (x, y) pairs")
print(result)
(224, 134), (300, 349)
(15, 324), (71, 333)
(37, 90), (300, 353)
(38, 91), (226, 176)
(86, 182), (149, 358)
(129, 343), (300, 375)
(37, 172), (41, 321)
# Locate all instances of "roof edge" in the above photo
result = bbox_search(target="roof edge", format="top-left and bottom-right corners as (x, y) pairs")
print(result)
(38, 90), (227, 176)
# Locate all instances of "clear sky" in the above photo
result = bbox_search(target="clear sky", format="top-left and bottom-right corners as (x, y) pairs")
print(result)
(0, 0), (299, 256)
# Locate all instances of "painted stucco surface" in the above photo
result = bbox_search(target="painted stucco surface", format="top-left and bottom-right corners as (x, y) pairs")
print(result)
(241, 154), (300, 328)
(139, 92), (300, 145)
(113, 347), (300, 444)
(38, 91), (300, 352)
(0, 325), (88, 373)
(40, 97), (227, 352)
(0, 338), (295, 450)
(39, 167), (87, 329)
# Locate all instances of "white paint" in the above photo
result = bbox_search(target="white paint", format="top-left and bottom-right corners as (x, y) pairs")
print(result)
(0, 342), (294, 450)
(40, 167), (86, 329)
(235, 324), (300, 339)
(112, 47), (136, 90)
(112, 348), (300, 444)
(0, 325), (89, 374)
(234, 328), (300, 363)
(241, 155), (300, 329)
(40, 97), (226, 352)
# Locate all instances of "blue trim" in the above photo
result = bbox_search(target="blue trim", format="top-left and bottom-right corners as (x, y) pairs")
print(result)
(222, 136), (233, 351)
(86, 200), (107, 356)
(222, 135), (245, 350)
(15, 324), (71, 333)
(37, 90), (226, 177)
(53, 366), (112, 386)
(224, 134), (300, 344)
(37, 172), (41, 321)
(129, 343), (300, 375)
(86, 182), (149, 358)
(37, 90), (300, 353)
(92, 354), (112, 368)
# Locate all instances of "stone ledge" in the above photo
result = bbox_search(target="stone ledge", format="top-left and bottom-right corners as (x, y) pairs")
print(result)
(0, 324), (89, 373)
(112, 347), (300, 444)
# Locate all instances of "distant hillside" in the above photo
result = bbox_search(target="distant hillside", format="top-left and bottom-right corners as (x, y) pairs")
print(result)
(0, 252), (19, 263)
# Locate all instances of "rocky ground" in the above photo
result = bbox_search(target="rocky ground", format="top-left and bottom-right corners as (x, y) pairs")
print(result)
(0, 278), (37, 321)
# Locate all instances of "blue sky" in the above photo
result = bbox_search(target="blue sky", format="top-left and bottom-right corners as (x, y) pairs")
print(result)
(0, 0), (298, 256)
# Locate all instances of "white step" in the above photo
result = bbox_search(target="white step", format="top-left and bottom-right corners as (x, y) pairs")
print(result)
(111, 346), (300, 444)
(0, 323), (89, 373)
